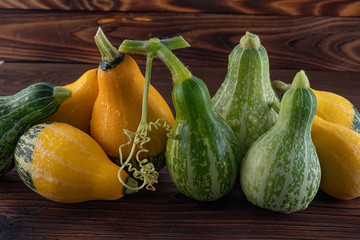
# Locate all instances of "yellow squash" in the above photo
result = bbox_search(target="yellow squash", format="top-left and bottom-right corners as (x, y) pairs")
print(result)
(41, 69), (98, 133)
(90, 29), (174, 169)
(312, 89), (360, 132)
(14, 122), (137, 203)
(273, 80), (360, 133)
(311, 115), (360, 200)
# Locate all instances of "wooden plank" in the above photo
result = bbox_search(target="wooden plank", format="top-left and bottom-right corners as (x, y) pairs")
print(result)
(0, 0), (360, 17)
(1, 11), (360, 72)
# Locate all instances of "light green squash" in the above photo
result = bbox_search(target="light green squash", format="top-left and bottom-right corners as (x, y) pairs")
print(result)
(240, 70), (321, 214)
(212, 32), (279, 156)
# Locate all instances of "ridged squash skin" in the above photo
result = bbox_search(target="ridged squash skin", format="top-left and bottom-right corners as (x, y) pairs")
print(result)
(0, 82), (71, 176)
(240, 71), (321, 214)
(166, 76), (240, 202)
(212, 32), (279, 156)
(312, 89), (360, 133)
(41, 69), (98, 133)
(90, 53), (174, 170)
(14, 122), (134, 203)
(311, 115), (360, 200)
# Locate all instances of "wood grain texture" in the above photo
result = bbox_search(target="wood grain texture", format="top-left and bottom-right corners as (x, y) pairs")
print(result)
(0, 0), (360, 17)
(1, 11), (360, 72)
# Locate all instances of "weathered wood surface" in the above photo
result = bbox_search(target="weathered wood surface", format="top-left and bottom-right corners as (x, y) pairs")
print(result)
(0, 0), (360, 17)
(1, 11), (360, 71)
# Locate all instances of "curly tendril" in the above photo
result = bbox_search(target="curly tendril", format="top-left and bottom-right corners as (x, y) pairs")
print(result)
(116, 37), (189, 192)
(117, 118), (172, 191)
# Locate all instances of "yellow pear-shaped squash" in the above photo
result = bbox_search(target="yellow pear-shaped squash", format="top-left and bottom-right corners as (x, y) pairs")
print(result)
(312, 89), (359, 131)
(14, 122), (136, 203)
(311, 115), (360, 200)
(90, 54), (174, 161)
(41, 69), (98, 133)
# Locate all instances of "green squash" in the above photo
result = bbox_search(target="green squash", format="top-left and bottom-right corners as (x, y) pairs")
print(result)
(240, 70), (321, 214)
(0, 82), (72, 175)
(119, 37), (241, 201)
(166, 75), (240, 201)
(212, 32), (279, 156)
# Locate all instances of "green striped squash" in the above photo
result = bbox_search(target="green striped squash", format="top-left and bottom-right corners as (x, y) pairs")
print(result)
(0, 82), (72, 175)
(212, 32), (279, 156)
(166, 76), (240, 201)
(240, 71), (321, 214)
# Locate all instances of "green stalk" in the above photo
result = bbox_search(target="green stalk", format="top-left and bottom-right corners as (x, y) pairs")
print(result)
(119, 37), (192, 84)
(292, 70), (310, 89)
(139, 55), (153, 126)
(116, 36), (191, 191)
(271, 100), (281, 114)
(272, 80), (291, 93)
(155, 43), (192, 84)
(53, 87), (72, 104)
(240, 31), (261, 49)
(94, 27), (119, 63)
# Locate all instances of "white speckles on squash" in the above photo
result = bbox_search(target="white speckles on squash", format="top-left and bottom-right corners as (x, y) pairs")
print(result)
(240, 85), (320, 214)
(212, 40), (279, 156)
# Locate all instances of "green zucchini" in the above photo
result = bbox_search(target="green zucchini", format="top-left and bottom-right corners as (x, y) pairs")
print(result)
(240, 71), (321, 214)
(212, 32), (279, 156)
(119, 37), (241, 201)
(0, 82), (72, 175)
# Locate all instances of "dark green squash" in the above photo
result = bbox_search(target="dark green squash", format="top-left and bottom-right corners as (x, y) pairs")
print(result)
(0, 82), (72, 175)
(120, 37), (241, 201)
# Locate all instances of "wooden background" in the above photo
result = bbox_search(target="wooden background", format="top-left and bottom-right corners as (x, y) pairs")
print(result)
(0, 1), (360, 239)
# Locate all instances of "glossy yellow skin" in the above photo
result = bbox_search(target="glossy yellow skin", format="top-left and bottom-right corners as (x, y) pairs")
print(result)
(29, 122), (130, 203)
(313, 89), (354, 129)
(41, 69), (98, 133)
(312, 115), (360, 200)
(90, 54), (175, 159)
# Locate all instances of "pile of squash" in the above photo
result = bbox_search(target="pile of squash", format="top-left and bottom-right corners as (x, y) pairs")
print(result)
(0, 29), (359, 213)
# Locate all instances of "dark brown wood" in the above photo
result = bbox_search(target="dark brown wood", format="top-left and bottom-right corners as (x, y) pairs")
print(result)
(0, 0), (360, 17)
(1, 11), (360, 71)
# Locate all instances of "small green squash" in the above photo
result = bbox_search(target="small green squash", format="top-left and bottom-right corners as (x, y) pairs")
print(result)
(212, 32), (279, 156)
(0, 82), (72, 175)
(167, 75), (240, 201)
(162, 46), (240, 201)
(119, 37), (241, 201)
(240, 71), (321, 214)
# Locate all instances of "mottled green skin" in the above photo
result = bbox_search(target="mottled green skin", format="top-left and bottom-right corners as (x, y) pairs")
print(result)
(0, 83), (66, 176)
(14, 123), (48, 191)
(166, 76), (240, 201)
(212, 44), (279, 157)
(240, 87), (321, 214)
(351, 106), (360, 133)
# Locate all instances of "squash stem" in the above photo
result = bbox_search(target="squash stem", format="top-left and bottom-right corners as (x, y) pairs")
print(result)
(53, 86), (72, 104)
(119, 37), (190, 55)
(292, 70), (310, 89)
(94, 27), (120, 63)
(271, 100), (281, 114)
(156, 44), (192, 84)
(240, 32), (261, 49)
(119, 37), (192, 84)
(139, 54), (153, 126)
(272, 80), (291, 93)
